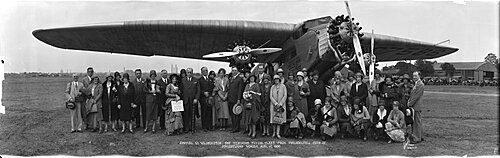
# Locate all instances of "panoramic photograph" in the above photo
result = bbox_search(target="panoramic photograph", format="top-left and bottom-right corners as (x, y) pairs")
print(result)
(0, 0), (498, 157)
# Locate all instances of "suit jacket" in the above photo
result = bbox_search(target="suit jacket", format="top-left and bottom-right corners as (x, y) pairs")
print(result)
(65, 81), (85, 102)
(327, 83), (348, 103)
(181, 77), (200, 101)
(254, 72), (267, 84)
(198, 75), (213, 98)
(82, 76), (92, 96)
(349, 82), (368, 104)
(227, 75), (244, 104)
(408, 79), (424, 111)
(132, 77), (146, 103)
(158, 77), (169, 101)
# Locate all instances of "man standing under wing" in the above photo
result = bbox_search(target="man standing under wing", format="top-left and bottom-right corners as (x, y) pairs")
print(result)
(408, 71), (424, 143)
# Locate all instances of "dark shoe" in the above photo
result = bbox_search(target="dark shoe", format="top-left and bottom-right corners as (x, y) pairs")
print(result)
(92, 128), (99, 132)
(251, 135), (256, 139)
(129, 129), (134, 134)
(71, 130), (76, 133)
(121, 129), (125, 133)
(144, 128), (148, 133)
(112, 128), (117, 132)
(203, 129), (208, 132)
(152, 129), (156, 134)
(77, 130), (83, 133)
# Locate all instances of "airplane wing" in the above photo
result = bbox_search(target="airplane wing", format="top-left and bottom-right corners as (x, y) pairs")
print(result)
(32, 20), (297, 62)
(359, 33), (458, 62)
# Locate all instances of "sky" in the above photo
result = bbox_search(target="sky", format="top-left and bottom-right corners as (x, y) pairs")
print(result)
(0, 0), (498, 73)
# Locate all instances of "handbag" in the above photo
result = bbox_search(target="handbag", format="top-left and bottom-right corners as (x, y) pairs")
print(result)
(65, 101), (75, 109)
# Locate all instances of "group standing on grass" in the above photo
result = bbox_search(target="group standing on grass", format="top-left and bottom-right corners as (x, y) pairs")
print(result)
(64, 65), (424, 144)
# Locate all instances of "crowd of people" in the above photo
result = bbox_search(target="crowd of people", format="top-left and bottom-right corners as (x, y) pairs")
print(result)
(64, 65), (425, 144)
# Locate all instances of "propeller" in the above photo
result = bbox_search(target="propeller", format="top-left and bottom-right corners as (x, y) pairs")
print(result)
(369, 29), (376, 83)
(202, 46), (281, 58)
(344, 1), (367, 76)
(202, 51), (239, 58)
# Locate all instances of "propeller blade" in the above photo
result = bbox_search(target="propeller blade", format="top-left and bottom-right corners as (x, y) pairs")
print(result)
(249, 48), (282, 55)
(202, 51), (238, 58)
(369, 29), (375, 83)
(345, 1), (367, 75)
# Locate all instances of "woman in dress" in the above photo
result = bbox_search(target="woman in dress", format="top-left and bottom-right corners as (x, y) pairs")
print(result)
(113, 72), (122, 128)
(144, 70), (161, 133)
(385, 101), (406, 143)
(214, 68), (230, 131)
(337, 95), (353, 138)
(86, 76), (103, 133)
(373, 100), (388, 141)
(285, 72), (296, 97)
(293, 71), (310, 117)
(101, 74), (119, 132)
(320, 97), (338, 141)
(242, 75), (261, 138)
(259, 74), (272, 136)
(164, 74), (184, 135)
(270, 75), (287, 139)
(117, 73), (136, 133)
(351, 98), (371, 141)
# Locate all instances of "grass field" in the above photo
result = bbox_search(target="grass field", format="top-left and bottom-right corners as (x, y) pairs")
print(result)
(0, 77), (498, 156)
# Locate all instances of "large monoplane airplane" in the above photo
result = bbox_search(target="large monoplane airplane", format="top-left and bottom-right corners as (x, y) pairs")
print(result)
(32, 4), (458, 81)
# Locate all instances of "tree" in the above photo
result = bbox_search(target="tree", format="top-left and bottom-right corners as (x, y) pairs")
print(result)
(440, 62), (456, 78)
(414, 59), (435, 77)
(394, 61), (417, 75)
(484, 53), (499, 66)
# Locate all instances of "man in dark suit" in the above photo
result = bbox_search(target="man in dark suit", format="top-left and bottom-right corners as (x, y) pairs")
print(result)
(199, 67), (214, 131)
(181, 68), (200, 133)
(227, 67), (245, 133)
(157, 69), (169, 130)
(307, 70), (326, 113)
(132, 69), (147, 129)
(82, 67), (94, 130)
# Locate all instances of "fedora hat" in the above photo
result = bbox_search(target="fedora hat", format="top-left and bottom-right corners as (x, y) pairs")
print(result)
(232, 103), (242, 115)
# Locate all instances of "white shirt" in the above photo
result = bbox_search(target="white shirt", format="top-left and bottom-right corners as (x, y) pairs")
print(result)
(162, 77), (167, 83)
(106, 82), (112, 96)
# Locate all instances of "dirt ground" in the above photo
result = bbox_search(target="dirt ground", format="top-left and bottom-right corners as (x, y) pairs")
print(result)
(0, 77), (498, 156)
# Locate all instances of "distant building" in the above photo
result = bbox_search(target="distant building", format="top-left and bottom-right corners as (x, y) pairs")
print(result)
(433, 62), (498, 81)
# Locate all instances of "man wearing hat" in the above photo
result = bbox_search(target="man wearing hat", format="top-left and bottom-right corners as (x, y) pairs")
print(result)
(227, 67), (245, 133)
